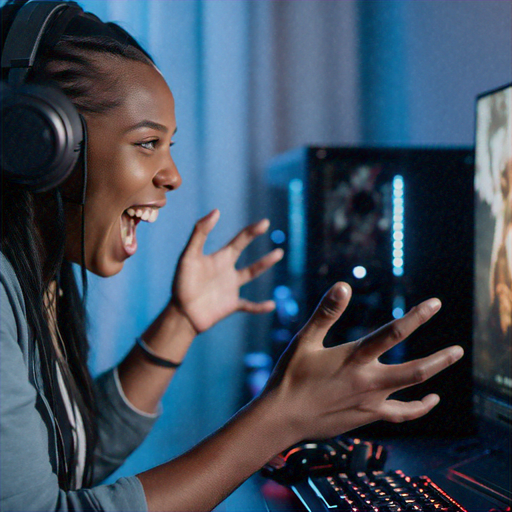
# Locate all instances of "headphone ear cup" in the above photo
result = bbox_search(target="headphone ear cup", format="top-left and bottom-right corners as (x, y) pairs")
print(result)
(1, 82), (83, 193)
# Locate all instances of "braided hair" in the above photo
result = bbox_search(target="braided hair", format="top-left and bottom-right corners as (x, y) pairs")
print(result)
(1, 0), (154, 490)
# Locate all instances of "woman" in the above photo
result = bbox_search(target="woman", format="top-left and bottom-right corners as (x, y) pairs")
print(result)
(0, 1), (464, 511)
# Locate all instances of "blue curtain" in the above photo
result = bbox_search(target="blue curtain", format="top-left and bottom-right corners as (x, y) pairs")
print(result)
(79, 1), (257, 480)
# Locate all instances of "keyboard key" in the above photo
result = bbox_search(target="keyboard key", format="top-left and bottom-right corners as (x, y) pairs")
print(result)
(308, 476), (352, 511)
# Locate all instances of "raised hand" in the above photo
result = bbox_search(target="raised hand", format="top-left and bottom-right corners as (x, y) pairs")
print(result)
(264, 282), (464, 441)
(170, 209), (283, 334)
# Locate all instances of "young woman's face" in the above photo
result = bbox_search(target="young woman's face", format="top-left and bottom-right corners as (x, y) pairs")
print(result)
(65, 59), (180, 277)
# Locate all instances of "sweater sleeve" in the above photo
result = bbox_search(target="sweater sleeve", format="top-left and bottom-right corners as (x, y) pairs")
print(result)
(0, 261), (151, 511)
(92, 368), (160, 484)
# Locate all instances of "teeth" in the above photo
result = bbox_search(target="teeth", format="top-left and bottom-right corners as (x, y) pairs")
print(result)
(149, 209), (159, 223)
(124, 206), (159, 223)
(121, 217), (134, 247)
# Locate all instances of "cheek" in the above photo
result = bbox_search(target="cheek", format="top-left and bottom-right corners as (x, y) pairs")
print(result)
(86, 150), (150, 207)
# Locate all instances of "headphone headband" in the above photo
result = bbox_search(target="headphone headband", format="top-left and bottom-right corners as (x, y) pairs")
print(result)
(2, 1), (82, 85)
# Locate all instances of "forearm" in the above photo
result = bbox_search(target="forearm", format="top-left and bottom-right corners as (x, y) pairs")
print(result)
(137, 392), (298, 512)
(117, 301), (197, 414)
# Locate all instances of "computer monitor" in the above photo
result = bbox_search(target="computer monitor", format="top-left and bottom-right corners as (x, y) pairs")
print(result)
(473, 83), (512, 430)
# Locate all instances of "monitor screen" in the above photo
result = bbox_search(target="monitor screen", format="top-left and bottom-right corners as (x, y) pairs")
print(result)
(473, 83), (512, 428)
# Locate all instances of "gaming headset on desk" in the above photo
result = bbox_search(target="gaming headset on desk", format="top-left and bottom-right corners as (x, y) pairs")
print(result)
(1, 1), (84, 194)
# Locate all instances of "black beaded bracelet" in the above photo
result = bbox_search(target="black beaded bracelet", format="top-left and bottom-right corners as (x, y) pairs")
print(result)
(135, 337), (182, 368)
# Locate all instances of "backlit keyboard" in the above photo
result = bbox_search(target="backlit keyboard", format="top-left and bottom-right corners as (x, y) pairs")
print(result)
(295, 469), (467, 512)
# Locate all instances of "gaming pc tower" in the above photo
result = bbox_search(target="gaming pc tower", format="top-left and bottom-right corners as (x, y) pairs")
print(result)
(266, 146), (475, 437)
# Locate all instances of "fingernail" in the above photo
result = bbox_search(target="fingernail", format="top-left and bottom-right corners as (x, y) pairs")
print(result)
(452, 346), (464, 360)
(329, 283), (347, 301)
(261, 219), (270, 230)
(428, 298), (442, 313)
(274, 248), (284, 260)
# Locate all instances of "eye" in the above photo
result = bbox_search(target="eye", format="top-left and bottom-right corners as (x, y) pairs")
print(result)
(136, 139), (158, 151)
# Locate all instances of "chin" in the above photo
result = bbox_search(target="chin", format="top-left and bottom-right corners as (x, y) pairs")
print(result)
(65, 250), (126, 278)
(89, 257), (126, 278)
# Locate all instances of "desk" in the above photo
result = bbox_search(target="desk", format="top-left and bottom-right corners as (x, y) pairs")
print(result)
(261, 436), (511, 512)
(383, 437), (508, 512)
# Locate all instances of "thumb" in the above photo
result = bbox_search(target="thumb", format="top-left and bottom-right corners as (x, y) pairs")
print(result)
(299, 282), (352, 346)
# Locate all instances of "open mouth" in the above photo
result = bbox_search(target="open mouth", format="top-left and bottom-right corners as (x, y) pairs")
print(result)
(120, 206), (160, 254)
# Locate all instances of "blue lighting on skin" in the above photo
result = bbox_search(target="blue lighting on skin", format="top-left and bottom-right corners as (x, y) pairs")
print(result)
(353, 266), (367, 279)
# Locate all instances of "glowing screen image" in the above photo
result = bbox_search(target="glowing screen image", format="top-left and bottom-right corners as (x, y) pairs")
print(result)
(474, 85), (512, 398)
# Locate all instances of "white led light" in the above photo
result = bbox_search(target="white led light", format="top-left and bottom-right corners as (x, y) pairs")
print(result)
(353, 266), (367, 279)
(392, 175), (405, 277)
(393, 257), (404, 267)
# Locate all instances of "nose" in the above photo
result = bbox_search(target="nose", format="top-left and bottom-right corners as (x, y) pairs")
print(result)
(153, 153), (182, 192)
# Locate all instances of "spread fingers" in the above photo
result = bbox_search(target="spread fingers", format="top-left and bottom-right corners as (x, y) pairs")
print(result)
(380, 345), (464, 391)
(228, 219), (270, 256)
(354, 299), (442, 363)
(380, 394), (441, 423)
(238, 249), (284, 285)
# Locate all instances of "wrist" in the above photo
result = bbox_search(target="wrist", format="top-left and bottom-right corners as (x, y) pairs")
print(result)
(167, 298), (199, 337)
(249, 389), (304, 451)
(138, 301), (198, 366)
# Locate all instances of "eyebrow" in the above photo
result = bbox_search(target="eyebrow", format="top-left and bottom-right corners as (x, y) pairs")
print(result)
(125, 120), (177, 134)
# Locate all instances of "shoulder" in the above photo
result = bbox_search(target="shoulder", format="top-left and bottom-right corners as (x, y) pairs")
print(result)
(1, 250), (26, 314)
(1, 251), (30, 363)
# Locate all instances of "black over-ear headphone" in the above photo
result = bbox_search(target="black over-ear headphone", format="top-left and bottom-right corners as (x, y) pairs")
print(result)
(1, 1), (84, 193)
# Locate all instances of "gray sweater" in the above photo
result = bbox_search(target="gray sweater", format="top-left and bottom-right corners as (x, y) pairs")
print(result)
(1, 252), (158, 511)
